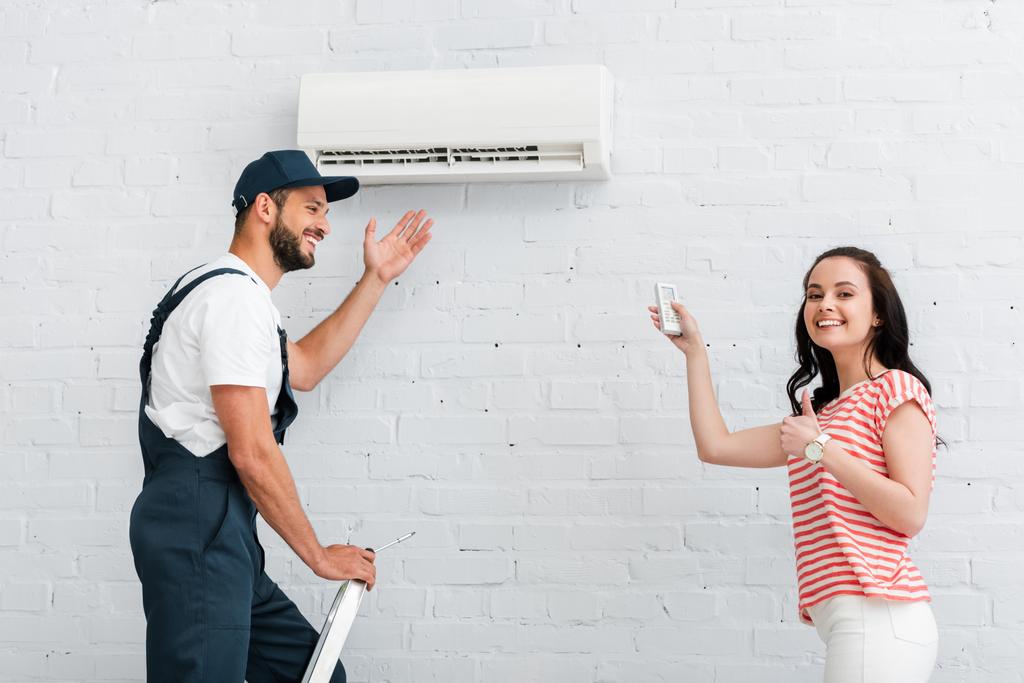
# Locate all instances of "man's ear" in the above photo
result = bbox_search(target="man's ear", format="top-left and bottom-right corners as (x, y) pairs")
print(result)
(253, 192), (276, 226)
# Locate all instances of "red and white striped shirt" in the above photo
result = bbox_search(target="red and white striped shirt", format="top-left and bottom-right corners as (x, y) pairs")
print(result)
(787, 369), (937, 624)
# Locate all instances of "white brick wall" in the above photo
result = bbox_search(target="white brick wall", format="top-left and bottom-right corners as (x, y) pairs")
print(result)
(1, 0), (1023, 680)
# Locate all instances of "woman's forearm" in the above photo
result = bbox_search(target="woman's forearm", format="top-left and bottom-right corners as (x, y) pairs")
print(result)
(684, 346), (730, 460)
(654, 301), (786, 469)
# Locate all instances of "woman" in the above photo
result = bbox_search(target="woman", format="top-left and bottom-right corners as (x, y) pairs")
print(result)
(649, 247), (939, 682)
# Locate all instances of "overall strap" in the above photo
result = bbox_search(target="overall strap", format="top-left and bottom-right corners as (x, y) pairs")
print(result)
(272, 325), (297, 444)
(139, 267), (255, 391)
(166, 267), (256, 312)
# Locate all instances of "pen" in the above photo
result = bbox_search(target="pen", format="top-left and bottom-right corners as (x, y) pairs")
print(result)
(367, 531), (415, 553)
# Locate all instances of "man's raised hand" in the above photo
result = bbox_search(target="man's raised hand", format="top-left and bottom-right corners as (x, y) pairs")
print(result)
(363, 209), (434, 285)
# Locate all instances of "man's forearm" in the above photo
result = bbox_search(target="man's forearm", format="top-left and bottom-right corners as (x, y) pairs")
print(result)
(232, 438), (326, 572)
(292, 271), (387, 389)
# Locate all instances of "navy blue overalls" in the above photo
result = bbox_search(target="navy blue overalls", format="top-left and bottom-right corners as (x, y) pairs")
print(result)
(129, 267), (345, 683)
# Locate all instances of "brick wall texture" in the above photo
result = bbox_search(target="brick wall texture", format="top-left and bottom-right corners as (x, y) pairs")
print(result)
(1, 0), (1023, 680)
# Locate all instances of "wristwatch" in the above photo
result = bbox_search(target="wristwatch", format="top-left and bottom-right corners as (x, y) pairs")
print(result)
(803, 433), (832, 464)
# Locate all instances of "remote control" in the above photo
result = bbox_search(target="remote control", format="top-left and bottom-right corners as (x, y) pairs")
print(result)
(655, 283), (682, 336)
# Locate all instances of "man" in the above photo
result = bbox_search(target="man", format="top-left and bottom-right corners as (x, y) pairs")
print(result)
(129, 150), (433, 682)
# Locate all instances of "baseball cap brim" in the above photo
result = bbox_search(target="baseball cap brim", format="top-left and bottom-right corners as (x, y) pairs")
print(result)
(279, 176), (360, 203)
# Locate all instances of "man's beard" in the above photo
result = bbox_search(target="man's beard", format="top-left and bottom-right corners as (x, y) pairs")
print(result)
(269, 215), (314, 273)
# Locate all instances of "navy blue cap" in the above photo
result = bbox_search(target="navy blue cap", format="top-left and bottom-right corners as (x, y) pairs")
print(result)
(231, 150), (359, 214)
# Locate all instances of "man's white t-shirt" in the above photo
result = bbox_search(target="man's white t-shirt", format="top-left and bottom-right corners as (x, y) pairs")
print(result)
(145, 253), (284, 457)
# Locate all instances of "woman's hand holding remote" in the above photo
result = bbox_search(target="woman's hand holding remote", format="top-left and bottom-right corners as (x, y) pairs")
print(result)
(648, 300), (704, 357)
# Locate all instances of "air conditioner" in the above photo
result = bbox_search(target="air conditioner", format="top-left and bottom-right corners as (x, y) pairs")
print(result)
(297, 65), (613, 184)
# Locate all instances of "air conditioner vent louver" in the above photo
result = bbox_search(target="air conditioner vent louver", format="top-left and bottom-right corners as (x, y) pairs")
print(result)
(317, 145), (584, 169)
(454, 146), (540, 163)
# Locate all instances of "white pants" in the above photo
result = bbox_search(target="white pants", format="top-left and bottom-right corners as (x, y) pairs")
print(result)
(807, 595), (938, 683)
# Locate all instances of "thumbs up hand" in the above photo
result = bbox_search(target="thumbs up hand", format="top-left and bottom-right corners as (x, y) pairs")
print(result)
(800, 389), (816, 419)
(780, 389), (823, 458)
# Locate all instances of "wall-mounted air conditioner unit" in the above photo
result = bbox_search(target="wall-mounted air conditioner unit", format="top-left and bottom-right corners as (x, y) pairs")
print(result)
(297, 65), (612, 184)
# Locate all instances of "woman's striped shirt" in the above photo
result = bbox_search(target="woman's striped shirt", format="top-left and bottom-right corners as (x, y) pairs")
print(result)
(787, 369), (937, 624)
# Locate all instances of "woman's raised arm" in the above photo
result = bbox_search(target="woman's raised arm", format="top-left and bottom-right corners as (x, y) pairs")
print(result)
(650, 300), (787, 469)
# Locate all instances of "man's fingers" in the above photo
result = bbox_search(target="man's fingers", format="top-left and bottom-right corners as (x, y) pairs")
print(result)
(408, 220), (433, 245)
(388, 210), (416, 237)
(400, 210), (428, 240)
(413, 217), (434, 237)
(409, 231), (432, 257)
(363, 560), (377, 589)
(399, 211), (420, 237)
(403, 218), (430, 245)
(394, 209), (419, 235)
(360, 548), (376, 562)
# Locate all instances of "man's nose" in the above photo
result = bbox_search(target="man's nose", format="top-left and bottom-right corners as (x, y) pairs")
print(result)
(316, 216), (331, 237)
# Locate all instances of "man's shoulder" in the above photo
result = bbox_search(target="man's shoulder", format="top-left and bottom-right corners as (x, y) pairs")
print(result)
(176, 271), (260, 316)
(172, 260), (272, 322)
(175, 255), (256, 291)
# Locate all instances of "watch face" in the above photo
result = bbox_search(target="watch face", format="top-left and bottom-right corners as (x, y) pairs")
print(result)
(804, 441), (823, 462)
